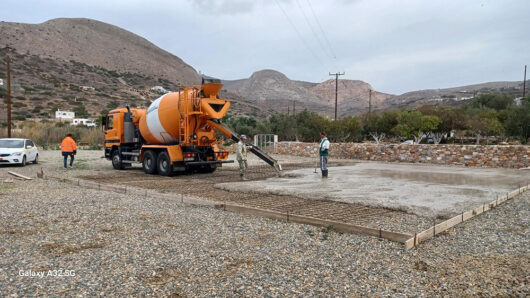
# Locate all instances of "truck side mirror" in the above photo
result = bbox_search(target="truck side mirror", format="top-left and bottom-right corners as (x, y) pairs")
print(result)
(101, 117), (106, 129)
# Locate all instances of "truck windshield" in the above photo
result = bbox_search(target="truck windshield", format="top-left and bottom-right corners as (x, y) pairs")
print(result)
(0, 139), (24, 148)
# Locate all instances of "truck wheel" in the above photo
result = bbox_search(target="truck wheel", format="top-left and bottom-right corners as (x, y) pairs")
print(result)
(143, 150), (158, 174)
(112, 150), (124, 170)
(157, 151), (173, 176)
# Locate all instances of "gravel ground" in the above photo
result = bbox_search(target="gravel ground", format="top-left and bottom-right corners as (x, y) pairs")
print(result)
(0, 150), (528, 296)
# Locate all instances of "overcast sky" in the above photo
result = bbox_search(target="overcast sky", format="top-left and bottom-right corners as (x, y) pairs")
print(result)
(1, 0), (528, 94)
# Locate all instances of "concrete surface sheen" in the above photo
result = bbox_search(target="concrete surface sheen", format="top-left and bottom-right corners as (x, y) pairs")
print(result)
(215, 163), (530, 218)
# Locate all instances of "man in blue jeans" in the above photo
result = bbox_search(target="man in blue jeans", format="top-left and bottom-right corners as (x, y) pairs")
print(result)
(319, 132), (330, 178)
(60, 134), (77, 168)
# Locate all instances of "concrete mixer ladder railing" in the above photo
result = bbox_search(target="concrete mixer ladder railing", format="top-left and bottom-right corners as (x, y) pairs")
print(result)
(207, 119), (282, 173)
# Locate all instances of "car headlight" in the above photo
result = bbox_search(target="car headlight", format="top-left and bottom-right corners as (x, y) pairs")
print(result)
(10, 152), (23, 156)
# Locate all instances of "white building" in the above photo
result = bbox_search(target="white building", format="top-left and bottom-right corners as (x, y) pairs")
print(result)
(71, 118), (96, 127)
(55, 110), (75, 121)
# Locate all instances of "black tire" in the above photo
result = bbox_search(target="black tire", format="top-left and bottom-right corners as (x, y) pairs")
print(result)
(20, 155), (26, 167)
(33, 154), (38, 164)
(111, 150), (124, 170)
(142, 150), (158, 175)
(157, 151), (173, 176)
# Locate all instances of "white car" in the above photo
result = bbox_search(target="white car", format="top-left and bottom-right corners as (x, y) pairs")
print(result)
(0, 138), (39, 166)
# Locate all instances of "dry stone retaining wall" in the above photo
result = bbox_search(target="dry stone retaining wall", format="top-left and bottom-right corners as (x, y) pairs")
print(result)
(277, 142), (530, 169)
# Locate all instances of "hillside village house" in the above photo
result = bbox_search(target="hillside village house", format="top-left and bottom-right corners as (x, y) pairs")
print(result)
(71, 118), (96, 127)
(55, 110), (75, 121)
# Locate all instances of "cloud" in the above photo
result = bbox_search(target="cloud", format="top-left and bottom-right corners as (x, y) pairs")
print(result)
(189, 0), (256, 15)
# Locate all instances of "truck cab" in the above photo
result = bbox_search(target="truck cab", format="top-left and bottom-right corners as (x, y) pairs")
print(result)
(103, 106), (231, 176)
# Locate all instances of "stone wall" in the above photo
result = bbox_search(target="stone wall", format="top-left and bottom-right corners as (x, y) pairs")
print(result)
(276, 142), (530, 169)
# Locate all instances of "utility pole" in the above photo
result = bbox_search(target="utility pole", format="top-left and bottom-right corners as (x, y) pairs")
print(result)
(329, 72), (344, 120)
(287, 105), (290, 116)
(523, 65), (526, 99)
(368, 89), (372, 117)
(6, 55), (12, 138)
(293, 101), (296, 114)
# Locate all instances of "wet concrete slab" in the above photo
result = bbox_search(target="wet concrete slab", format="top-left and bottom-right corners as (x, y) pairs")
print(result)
(215, 162), (530, 218)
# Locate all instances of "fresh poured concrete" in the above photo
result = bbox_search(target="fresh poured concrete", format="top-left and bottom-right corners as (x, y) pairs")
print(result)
(215, 163), (530, 218)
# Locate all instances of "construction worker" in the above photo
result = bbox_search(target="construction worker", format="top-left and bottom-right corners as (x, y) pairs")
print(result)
(237, 135), (249, 180)
(60, 133), (77, 169)
(319, 132), (330, 178)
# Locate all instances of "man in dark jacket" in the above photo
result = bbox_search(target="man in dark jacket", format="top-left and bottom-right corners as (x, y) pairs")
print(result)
(319, 132), (330, 178)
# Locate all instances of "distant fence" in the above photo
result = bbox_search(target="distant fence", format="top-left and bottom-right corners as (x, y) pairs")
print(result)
(277, 142), (530, 169)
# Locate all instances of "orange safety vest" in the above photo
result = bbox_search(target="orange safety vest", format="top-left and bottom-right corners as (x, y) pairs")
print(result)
(61, 137), (77, 152)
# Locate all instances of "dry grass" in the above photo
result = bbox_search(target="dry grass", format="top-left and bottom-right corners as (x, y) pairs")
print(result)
(0, 121), (103, 148)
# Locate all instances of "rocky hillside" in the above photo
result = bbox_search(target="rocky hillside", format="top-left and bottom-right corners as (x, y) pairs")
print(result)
(0, 18), (200, 85)
(386, 81), (527, 109)
(223, 70), (394, 117)
(310, 79), (393, 115)
(0, 18), (271, 121)
(0, 47), (272, 122)
(223, 70), (329, 114)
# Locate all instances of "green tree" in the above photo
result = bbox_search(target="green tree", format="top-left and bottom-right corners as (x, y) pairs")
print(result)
(467, 110), (503, 144)
(327, 116), (362, 142)
(504, 99), (530, 143)
(73, 104), (90, 118)
(469, 94), (514, 111)
(392, 110), (440, 143)
(419, 106), (467, 144)
(364, 111), (398, 144)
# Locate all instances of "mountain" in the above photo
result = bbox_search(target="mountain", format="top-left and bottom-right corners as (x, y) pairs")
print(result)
(310, 79), (393, 115)
(0, 18), (200, 85)
(0, 18), (259, 120)
(223, 69), (527, 116)
(386, 81), (526, 109)
(223, 70), (394, 117)
(223, 69), (330, 114)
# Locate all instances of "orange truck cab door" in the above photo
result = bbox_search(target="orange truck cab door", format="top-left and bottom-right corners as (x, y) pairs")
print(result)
(104, 112), (123, 158)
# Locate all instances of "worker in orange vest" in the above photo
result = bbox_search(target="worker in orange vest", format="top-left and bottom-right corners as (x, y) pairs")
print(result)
(60, 133), (77, 169)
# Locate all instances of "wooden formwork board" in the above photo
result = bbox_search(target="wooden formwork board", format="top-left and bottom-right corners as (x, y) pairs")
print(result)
(404, 184), (529, 249)
(45, 175), (412, 246)
(46, 176), (218, 207)
(219, 204), (413, 244)
(45, 174), (528, 250)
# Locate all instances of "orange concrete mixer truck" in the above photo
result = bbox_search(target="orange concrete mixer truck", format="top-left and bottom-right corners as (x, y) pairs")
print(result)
(102, 79), (281, 176)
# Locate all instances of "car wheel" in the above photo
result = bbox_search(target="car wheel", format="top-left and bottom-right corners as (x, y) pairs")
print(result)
(20, 155), (26, 167)
(157, 151), (173, 176)
(33, 154), (39, 164)
(142, 150), (158, 175)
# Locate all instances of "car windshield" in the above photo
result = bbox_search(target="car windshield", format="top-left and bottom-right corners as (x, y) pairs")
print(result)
(0, 139), (24, 148)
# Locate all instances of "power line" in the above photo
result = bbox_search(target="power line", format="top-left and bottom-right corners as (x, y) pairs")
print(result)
(273, 0), (325, 67)
(306, 0), (337, 59)
(295, 0), (333, 60)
